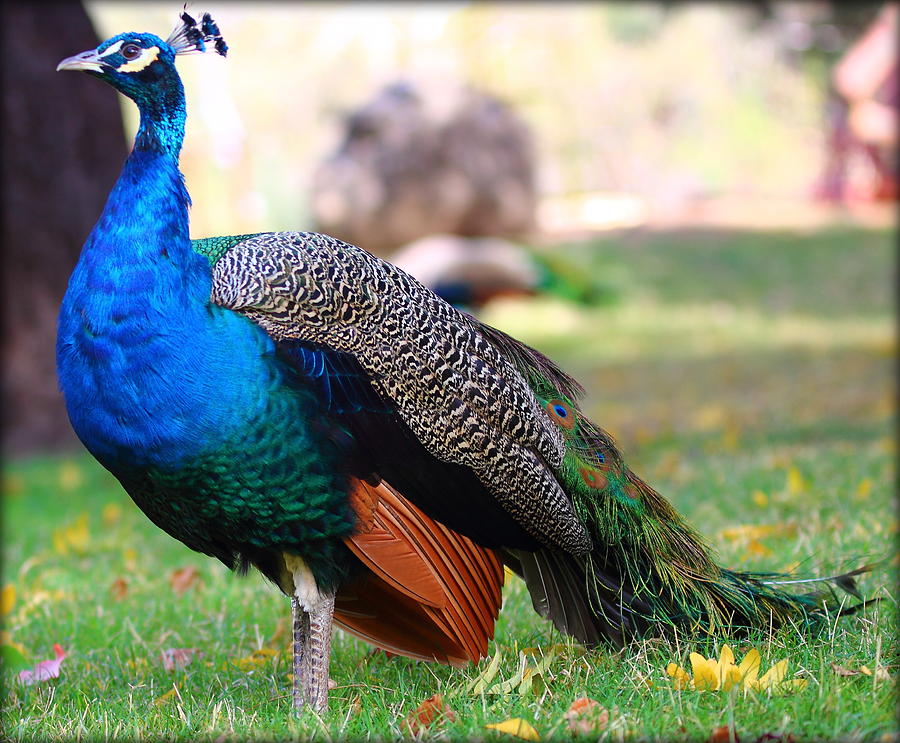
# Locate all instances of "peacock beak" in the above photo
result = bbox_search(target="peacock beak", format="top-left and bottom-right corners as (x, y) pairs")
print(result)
(56, 49), (106, 73)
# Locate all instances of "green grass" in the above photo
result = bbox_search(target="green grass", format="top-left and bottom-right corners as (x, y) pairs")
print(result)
(2, 225), (896, 741)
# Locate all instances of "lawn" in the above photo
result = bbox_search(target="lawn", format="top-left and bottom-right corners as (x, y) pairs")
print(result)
(2, 224), (896, 742)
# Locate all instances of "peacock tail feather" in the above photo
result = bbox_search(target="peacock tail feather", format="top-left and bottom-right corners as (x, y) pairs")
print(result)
(482, 322), (864, 642)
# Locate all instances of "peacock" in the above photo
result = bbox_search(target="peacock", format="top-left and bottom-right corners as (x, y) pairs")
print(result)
(56, 11), (872, 714)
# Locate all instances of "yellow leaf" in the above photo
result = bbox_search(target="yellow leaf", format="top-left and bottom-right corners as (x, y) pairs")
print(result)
(690, 652), (718, 691)
(667, 646), (805, 697)
(123, 548), (137, 569)
(666, 662), (692, 690)
(859, 665), (872, 676)
(0, 630), (27, 656)
(786, 466), (807, 495)
(718, 645), (735, 667)
(756, 659), (787, 690)
(468, 647), (502, 694)
(720, 427), (739, 451)
(737, 648), (761, 686)
(154, 688), (176, 706)
(125, 657), (148, 674)
(692, 404), (726, 431)
(1, 585), (14, 615)
(52, 530), (69, 556)
(751, 490), (768, 507)
(786, 678), (808, 692)
(102, 503), (122, 526)
(715, 645), (742, 691)
(487, 652), (528, 695)
(53, 514), (90, 555)
(719, 523), (795, 541)
(854, 479), (872, 501)
(232, 648), (277, 671)
(745, 539), (773, 558)
(58, 462), (84, 491)
(486, 718), (541, 741)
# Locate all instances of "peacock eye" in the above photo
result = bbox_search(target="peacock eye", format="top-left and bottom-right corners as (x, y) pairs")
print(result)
(121, 43), (141, 60)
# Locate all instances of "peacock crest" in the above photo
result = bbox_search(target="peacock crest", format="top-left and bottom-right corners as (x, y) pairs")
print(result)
(166, 7), (228, 57)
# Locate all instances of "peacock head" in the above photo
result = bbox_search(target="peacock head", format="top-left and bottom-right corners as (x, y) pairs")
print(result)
(56, 10), (227, 106)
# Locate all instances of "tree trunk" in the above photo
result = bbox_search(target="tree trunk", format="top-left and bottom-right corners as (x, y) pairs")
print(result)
(2, 2), (127, 455)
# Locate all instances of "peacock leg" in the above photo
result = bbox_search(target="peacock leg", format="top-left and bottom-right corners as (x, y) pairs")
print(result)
(291, 596), (310, 713)
(304, 594), (335, 713)
(291, 593), (335, 714)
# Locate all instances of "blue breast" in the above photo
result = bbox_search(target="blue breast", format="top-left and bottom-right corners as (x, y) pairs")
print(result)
(56, 149), (275, 472)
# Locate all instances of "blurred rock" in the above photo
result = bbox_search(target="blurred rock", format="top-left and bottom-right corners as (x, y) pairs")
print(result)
(311, 79), (536, 257)
(2, 3), (126, 454)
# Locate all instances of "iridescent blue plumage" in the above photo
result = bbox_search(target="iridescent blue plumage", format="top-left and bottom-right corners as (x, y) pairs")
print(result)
(55, 28), (355, 590)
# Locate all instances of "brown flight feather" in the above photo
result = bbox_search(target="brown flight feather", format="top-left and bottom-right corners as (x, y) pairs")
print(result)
(334, 479), (504, 664)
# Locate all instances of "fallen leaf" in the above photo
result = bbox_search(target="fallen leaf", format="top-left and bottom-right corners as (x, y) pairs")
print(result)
(402, 693), (457, 736)
(488, 652), (528, 695)
(831, 663), (859, 677)
(709, 725), (738, 743)
(564, 697), (608, 735)
(52, 514), (90, 555)
(667, 661), (692, 690)
(232, 647), (278, 671)
(110, 578), (128, 601)
(18, 643), (66, 685)
(667, 645), (804, 696)
(468, 646), (502, 694)
(125, 656), (149, 674)
(58, 462), (84, 491)
(169, 567), (200, 596)
(738, 648), (761, 687)
(1, 584), (14, 615)
(751, 490), (768, 507)
(154, 687), (177, 706)
(719, 523), (796, 542)
(123, 548), (137, 570)
(744, 538), (774, 558)
(486, 718), (541, 741)
(786, 466), (807, 495)
(102, 502), (122, 526)
(161, 648), (202, 671)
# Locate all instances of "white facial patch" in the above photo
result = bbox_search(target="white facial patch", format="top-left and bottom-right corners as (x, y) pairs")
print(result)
(118, 46), (160, 73)
(100, 40), (125, 57)
(100, 41), (160, 73)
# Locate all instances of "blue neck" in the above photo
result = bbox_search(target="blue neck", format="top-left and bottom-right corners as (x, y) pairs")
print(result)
(132, 73), (187, 157)
(77, 142), (212, 306)
(57, 97), (223, 465)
